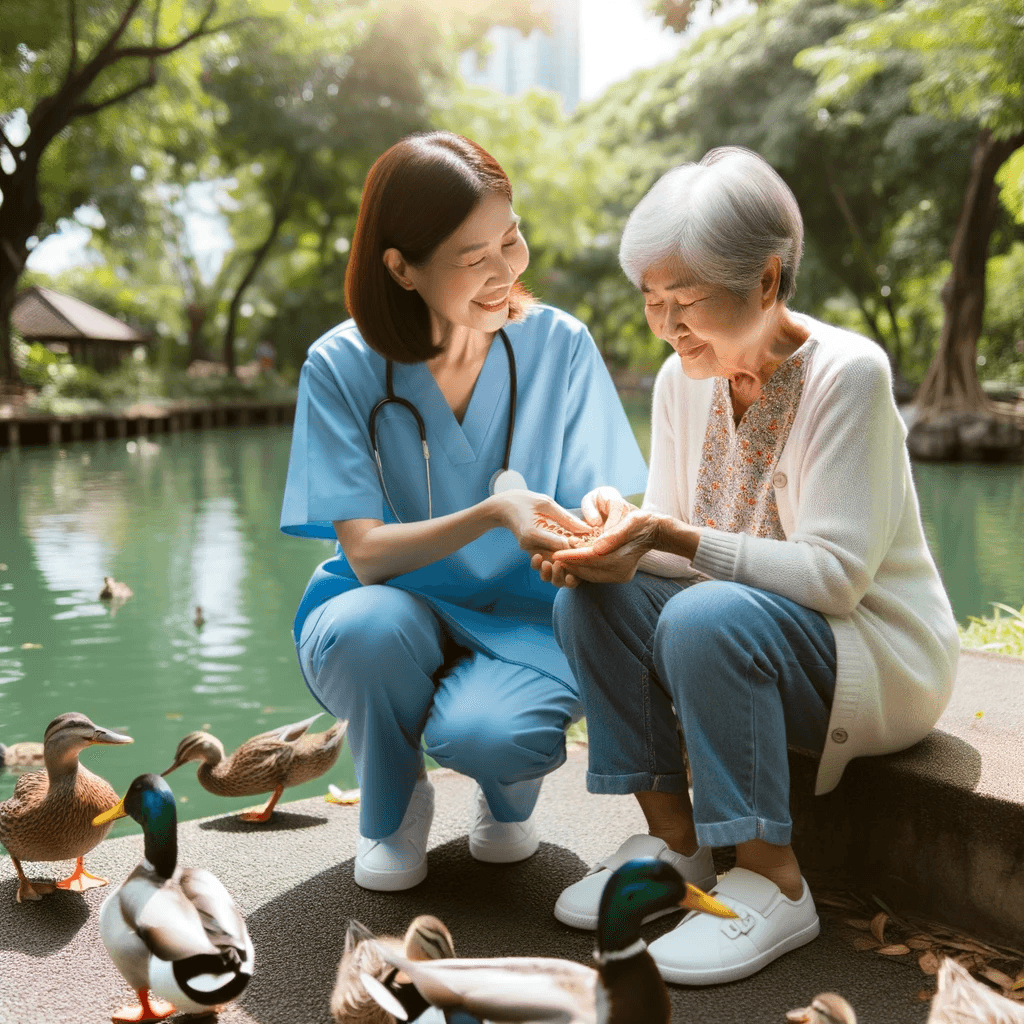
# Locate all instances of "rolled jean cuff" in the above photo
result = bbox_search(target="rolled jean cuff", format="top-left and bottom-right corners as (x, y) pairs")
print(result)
(585, 769), (690, 795)
(696, 814), (792, 849)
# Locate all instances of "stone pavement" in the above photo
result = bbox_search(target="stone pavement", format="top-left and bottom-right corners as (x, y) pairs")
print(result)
(3, 748), (942, 1024)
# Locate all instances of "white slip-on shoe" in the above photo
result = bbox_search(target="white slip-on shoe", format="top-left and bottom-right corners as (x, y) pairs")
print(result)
(648, 867), (820, 985)
(554, 833), (718, 930)
(467, 781), (541, 863)
(354, 777), (434, 891)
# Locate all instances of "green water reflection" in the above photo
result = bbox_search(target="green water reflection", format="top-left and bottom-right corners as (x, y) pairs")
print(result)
(0, 429), (343, 841)
(2, 420), (1022, 837)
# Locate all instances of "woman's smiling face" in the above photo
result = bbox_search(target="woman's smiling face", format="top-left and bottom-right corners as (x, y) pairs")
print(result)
(402, 191), (529, 336)
(641, 261), (772, 380)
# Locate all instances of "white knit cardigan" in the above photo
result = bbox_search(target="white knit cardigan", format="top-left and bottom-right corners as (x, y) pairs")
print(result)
(637, 314), (960, 795)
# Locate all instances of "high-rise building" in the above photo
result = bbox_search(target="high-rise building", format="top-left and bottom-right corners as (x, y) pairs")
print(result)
(459, 0), (581, 113)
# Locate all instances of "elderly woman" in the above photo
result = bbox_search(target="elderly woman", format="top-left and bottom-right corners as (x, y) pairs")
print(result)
(536, 147), (959, 985)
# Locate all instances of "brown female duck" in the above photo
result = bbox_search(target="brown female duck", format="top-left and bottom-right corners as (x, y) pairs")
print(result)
(332, 914), (456, 1023)
(0, 712), (133, 902)
(161, 712), (347, 822)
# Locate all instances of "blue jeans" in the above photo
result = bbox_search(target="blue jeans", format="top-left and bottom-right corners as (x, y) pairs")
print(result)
(297, 585), (581, 838)
(552, 574), (837, 848)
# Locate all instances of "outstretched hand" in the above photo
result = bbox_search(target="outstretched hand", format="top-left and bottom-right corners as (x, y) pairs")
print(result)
(493, 490), (599, 555)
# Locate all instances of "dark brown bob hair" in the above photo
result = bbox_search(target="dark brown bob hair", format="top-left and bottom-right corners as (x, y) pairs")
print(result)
(344, 131), (535, 363)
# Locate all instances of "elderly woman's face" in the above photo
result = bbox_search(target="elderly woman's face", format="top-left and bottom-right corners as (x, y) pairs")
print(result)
(641, 262), (770, 380)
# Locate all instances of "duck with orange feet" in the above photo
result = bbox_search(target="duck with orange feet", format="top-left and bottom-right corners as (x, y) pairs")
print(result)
(0, 712), (133, 902)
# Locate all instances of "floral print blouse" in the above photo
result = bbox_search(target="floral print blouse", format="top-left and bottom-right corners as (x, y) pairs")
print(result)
(691, 341), (816, 540)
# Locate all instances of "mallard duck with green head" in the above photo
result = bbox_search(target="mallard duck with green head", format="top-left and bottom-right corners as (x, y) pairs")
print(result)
(93, 773), (255, 1023)
(161, 712), (347, 821)
(0, 712), (133, 902)
(357, 858), (738, 1024)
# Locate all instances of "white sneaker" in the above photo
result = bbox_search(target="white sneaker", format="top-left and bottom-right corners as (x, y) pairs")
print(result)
(354, 777), (434, 891)
(648, 867), (820, 985)
(554, 833), (718, 930)
(467, 781), (541, 863)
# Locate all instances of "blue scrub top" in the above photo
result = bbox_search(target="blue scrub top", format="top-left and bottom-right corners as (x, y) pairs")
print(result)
(280, 304), (648, 686)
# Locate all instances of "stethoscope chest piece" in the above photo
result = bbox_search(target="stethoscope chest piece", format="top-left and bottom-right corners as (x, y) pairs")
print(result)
(489, 468), (527, 494)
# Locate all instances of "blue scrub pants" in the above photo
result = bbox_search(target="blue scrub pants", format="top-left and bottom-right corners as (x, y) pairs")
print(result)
(552, 574), (837, 848)
(297, 585), (583, 839)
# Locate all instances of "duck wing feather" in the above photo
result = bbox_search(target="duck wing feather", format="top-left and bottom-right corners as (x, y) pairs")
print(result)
(121, 872), (222, 963)
(376, 949), (599, 1024)
(176, 866), (249, 958)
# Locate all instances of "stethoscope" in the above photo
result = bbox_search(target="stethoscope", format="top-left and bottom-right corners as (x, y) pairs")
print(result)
(368, 328), (526, 522)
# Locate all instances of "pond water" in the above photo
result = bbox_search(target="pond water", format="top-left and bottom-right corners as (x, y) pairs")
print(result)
(2, 416), (1023, 838)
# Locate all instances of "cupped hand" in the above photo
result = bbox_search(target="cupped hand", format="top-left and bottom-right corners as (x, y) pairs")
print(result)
(548, 507), (661, 584)
(494, 490), (597, 554)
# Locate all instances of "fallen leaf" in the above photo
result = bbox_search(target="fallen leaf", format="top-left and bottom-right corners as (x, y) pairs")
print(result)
(981, 967), (1015, 990)
(262, 707), (275, 714)
(870, 912), (888, 945)
(326, 784), (360, 805)
(954, 953), (985, 972)
(202, 724), (211, 730)
(877, 944), (911, 956)
(20, 642), (42, 649)
(845, 918), (873, 931)
(918, 951), (941, 975)
(1014, 973), (1024, 991)
(916, 990), (934, 1002)
(940, 937), (1002, 957)
(907, 936), (934, 950)
(165, 712), (183, 720)
(179, 795), (188, 803)
(0, 563), (7, 570)
(853, 936), (880, 951)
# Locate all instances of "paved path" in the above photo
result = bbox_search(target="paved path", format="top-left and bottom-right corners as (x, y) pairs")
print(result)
(2, 747), (939, 1024)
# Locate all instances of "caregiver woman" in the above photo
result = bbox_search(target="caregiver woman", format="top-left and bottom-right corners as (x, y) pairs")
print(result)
(279, 131), (646, 892)
(540, 147), (959, 984)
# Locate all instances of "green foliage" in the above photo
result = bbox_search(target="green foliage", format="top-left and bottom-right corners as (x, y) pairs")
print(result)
(959, 603), (1024, 659)
(797, 0), (1024, 139)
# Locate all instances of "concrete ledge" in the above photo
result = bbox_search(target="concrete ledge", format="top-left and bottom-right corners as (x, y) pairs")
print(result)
(792, 649), (1024, 946)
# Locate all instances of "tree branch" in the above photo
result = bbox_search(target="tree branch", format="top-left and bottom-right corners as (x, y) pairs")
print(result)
(112, 16), (251, 62)
(69, 65), (157, 119)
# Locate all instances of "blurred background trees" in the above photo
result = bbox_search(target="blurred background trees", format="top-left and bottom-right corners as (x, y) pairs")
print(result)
(3, 0), (1022, 440)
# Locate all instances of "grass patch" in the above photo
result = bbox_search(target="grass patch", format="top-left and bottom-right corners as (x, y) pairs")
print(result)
(959, 603), (1024, 659)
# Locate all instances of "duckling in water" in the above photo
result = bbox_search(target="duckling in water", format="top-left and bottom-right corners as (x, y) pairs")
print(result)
(161, 713), (347, 821)
(0, 712), (134, 902)
(99, 577), (134, 601)
(0, 739), (46, 771)
(94, 774), (254, 1022)
(333, 915), (456, 1023)
(357, 859), (738, 1024)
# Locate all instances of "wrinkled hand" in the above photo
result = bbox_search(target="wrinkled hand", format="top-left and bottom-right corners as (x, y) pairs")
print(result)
(494, 490), (596, 555)
(547, 507), (661, 584)
(579, 486), (633, 533)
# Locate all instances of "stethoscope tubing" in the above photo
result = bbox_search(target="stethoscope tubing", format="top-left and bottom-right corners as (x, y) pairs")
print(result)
(369, 328), (516, 522)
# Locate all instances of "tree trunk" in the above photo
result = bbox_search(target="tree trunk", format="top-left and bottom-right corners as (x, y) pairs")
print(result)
(914, 128), (1024, 414)
(185, 302), (209, 365)
(222, 196), (291, 374)
(0, 157), (44, 383)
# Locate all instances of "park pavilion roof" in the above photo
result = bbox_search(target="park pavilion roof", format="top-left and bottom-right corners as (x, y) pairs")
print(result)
(13, 286), (147, 345)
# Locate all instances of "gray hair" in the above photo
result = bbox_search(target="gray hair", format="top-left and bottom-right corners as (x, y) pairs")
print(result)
(619, 147), (804, 303)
